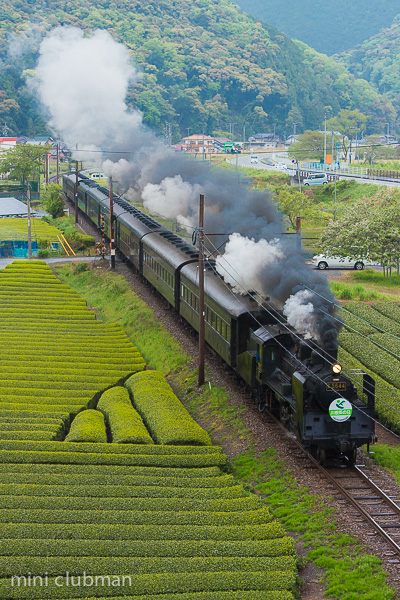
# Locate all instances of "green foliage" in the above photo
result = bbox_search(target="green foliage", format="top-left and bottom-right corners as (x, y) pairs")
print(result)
(233, 0), (400, 54)
(0, 0), (395, 138)
(41, 183), (63, 218)
(65, 409), (107, 443)
(0, 144), (50, 181)
(126, 371), (212, 446)
(97, 386), (154, 444)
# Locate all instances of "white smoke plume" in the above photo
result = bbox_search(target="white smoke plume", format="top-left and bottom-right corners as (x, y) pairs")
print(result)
(142, 175), (201, 228)
(35, 27), (141, 157)
(283, 290), (315, 339)
(216, 233), (284, 294)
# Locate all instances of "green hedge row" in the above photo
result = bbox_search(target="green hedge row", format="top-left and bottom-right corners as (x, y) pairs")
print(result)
(0, 482), (247, 500)
(343, 301), (400, 336)
(0, 472), (235, 488)
(1, 555), (295, 577)
(340, 331), (400, 391)
(0, 521), (284, 541)
(0, 507), (269, 525)
(0, 402), (80, 415)
(0, 431), (57, 441)
(0, 572), (295, 599)
(0, 422), (61, 430)
(0, 409), (69, 422)
(97, 387), (153, 444)
(0, 463), (223, 478)
(126, 371), (212, 446)
(0, 366), (143, 377)
(0, 440), (223, 456)
(0, 495), (263, 513)
(65, 410), (107, 443)
(338, 347), (400, 430)
(0, 450), (227, 468)
(0, 537), (294, 558)
(0, 591), (293, 600)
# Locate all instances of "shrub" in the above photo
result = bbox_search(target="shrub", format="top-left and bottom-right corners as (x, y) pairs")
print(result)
(125, 371), (212, 446)
(97, 387), (153, 444)
(37, 249), (50, 258)
(65, 410), (107, 443)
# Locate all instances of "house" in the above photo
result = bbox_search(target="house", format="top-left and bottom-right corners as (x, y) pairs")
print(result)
(0, 137), (18, 151)
(179, 134), (217, 153)
(248, 133), (277, 148)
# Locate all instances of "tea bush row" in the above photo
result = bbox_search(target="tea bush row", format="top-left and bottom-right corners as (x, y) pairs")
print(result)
(0, 450), (227, 469)
(0, 482), (247, 500)
(65, 410), (107, 443)
(343, 301), (400, 336)
(0, 521), (285, 541)
(0, 571), (295, 599)
(338, 347), (400, 430)
(0, 507), (269, 525)
(340, 331), (400, 391)
(126, 371), (212, 446)
(0, 537), (294, 558)
(97, 387), (153, 444)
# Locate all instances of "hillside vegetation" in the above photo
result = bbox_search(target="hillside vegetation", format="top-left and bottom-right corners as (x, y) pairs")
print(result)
(234, 0), (400, 55)
(340, 15), (400, 116)
(0, 0), (396, 138)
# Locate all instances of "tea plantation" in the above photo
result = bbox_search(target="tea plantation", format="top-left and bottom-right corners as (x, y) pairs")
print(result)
(339, 301), (400, 431)
(0, 261), (296, 600)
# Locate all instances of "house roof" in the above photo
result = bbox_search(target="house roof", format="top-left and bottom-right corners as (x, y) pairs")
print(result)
(0, 198), (34, 218)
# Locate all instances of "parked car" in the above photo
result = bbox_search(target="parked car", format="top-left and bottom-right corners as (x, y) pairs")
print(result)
(312, 254), (379, 270)
(303, 173), (328, 186)
(250, 155), (258, 164)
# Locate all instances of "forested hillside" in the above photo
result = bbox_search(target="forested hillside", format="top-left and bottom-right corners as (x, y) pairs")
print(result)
(234, 0), (400, 55)
(0, 0), (395, 138)
(340, 15), (400, 116)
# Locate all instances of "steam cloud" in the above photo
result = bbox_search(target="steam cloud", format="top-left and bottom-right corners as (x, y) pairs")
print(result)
(35, 26), (341, 350)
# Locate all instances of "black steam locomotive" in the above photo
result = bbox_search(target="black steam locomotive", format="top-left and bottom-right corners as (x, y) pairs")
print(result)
(62, 172), (376, 464)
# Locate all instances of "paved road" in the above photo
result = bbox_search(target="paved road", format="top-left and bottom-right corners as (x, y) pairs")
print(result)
(228, 155), (400, 188)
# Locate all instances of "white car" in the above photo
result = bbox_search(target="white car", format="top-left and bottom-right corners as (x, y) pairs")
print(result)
(250, 155), (258, 164)
(303, 173), (328, 186)
(274, 162), (287, 170)
(312, 254), (377, 270)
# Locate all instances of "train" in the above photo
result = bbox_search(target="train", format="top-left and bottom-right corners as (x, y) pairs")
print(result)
(62, 172), (376, 465)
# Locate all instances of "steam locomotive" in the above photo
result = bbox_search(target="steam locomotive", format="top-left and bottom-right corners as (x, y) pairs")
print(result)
(62, 172), (376, 464)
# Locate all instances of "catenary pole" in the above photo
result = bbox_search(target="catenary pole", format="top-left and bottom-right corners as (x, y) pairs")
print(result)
(27, 183), (32, 259)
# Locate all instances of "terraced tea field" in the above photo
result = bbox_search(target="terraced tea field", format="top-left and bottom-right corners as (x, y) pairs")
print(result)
(0, 260), (296, 600)
(339, 301), (400, 431)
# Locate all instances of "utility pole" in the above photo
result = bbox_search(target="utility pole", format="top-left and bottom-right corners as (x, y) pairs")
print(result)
(45, 153), (49, 185)
(198, 193), (205, 387)
(296, 216), (301, 252)
(56, 144), (59, 185)
(75, 161), (79, 224)
(324, 113), (327, 168)
(109, 176), (115, 270)
(27, 183), (32, 259)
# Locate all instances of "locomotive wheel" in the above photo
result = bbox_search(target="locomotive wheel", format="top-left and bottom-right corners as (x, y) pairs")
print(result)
(316, 448), (326, 467)
(346, 448), (358, 465)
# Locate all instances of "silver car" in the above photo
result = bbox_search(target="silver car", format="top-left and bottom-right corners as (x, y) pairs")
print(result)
(303, 173), (328, 186)
(312, 254), (373, 270)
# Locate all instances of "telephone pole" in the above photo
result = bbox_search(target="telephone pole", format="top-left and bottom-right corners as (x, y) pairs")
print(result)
(109, 176), (116, 269)
(27, 184), (32, 259)
(56, 144), (60, 184)
(198, 193), (205, 387)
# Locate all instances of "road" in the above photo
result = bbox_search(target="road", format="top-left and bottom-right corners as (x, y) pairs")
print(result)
(227, 154), (400, 188)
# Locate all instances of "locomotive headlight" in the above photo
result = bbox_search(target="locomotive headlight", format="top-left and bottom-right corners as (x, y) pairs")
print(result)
(332, 363), (342, 374)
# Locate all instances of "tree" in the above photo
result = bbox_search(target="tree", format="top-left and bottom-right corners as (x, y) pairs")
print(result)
(319, 190), (400, 275)
(289, 130), (326, 162)
(276, 188), (317, 230)
(327, 109), (368, 161)
(0, 144), (50, 183)
(41, 183), (64, 218)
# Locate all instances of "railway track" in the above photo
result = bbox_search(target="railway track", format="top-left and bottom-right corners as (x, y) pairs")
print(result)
(268, 411), (400, 564)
